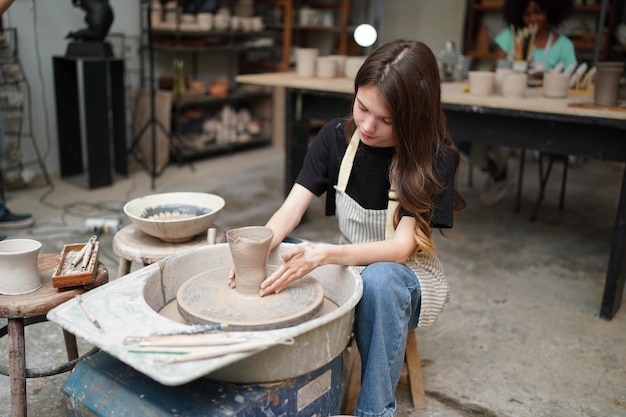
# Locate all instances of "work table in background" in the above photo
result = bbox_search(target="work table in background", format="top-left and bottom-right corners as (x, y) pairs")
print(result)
(237, 72), (626, 123)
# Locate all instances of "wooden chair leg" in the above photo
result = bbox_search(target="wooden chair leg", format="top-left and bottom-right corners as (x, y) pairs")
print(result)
(403, 329), (427, 409)
(342, 329), (427, 414)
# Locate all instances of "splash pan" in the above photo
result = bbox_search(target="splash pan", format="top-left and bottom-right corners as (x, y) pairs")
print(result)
(47, 243), (362, 386)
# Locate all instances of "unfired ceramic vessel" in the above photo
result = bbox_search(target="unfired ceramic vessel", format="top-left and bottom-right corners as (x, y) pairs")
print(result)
(543, 72), (570, 98)
(296, 48), (318, 77)
(0, 239), (42, 295)
(501, 72), (527, 98)
(594, 62), (624, 107)
(227, 226), (273, 295)
(468, 71), (495, 96)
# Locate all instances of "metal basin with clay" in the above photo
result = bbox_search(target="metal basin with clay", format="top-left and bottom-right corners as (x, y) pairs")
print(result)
(47, 242), (362, 385)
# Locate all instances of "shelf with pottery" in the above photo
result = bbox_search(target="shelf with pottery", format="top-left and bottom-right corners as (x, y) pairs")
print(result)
(291, 0), (353, 56)
(140, 2), (277, 162)
(168, 86), (273, 161)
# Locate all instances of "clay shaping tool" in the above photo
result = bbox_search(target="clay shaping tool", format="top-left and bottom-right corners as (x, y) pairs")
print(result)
(81, 235), (97, 271)
(76, 294), (105, 333)
(167, 337), (295, 363)
(123, 332), (248, 347)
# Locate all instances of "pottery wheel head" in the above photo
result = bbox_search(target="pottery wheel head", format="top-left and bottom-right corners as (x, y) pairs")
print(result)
(176, 266), (324, 331)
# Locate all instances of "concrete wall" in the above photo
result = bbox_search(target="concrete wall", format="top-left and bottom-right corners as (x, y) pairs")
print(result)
(3, 1), (465, 176)
(380, 0), (466, 55)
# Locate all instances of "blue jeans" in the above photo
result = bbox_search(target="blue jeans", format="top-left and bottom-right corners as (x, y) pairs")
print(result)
(354, 262), (421, 417)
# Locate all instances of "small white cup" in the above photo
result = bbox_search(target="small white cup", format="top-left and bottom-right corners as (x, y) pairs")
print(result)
(296, 48), (319, 77)
(468, 71), (495, 96)
(501, 72), (527, 98)
(543, 72), (570, 98)
(196, 13), (213, 30)
(316, 57), (337, 78)
(344, 56), (366, 79)
(495, 68), (513, 95)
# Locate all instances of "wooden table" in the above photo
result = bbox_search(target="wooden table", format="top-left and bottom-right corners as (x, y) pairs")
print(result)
(236, 72), (626, 320)
(0, 253), (108, 417)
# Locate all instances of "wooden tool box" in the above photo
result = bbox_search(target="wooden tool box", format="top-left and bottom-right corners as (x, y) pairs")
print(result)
(51, 242), (100, 289)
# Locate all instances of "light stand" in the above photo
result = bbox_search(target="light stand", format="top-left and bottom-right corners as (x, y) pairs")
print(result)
(129, 0), (184, 189)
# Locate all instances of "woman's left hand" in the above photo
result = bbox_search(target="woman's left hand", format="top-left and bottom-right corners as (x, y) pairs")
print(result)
(260, 242), (325, 296)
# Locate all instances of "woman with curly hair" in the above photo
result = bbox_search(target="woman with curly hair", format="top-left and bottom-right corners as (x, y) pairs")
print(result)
(495, 0), (578, 78)
(229, 39), (466, 416)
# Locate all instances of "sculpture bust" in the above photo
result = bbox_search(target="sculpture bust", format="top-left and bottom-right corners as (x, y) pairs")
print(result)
(66, 0), (114, 42)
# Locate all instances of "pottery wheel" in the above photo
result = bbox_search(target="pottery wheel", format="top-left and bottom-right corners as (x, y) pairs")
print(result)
(176, 266), (324, 331)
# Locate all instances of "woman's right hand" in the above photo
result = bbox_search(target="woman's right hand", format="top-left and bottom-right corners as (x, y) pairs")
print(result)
(259, 242), (327, 296)
(227, 265), (236, 288)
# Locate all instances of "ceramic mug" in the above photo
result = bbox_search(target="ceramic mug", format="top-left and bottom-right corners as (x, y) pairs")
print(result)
(295, 48), (319, 77)
(316, 57), (337, 78)
(0, 239), (42, 295)
(594, 62), (624, 107)
(501, 72), (527, 98)
(542, 72), (570, 98)
(495, 68), (513, 95)
(468, 71), (495, 96)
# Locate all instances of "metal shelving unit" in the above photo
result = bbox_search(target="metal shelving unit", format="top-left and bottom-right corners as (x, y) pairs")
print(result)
(136, 1), (277, 164)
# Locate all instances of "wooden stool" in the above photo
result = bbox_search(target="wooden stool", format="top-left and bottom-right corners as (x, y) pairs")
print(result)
(0, 253), (109, 417)
(112, 223), (226, 277)
(341, 328), (426, 414)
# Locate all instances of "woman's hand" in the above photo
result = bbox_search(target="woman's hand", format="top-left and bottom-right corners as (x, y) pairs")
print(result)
(227, 265), (236, 288)
(260, 242), (326, 296)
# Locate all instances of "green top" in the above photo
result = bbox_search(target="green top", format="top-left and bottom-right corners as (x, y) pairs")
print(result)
(495, 29), (578, 71)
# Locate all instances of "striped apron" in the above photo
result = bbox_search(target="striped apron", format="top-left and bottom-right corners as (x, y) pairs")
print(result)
(334, 131), (450, 327)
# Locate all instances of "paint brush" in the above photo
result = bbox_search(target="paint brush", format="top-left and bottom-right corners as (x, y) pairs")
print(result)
(526, 24), (537, 62)
(76, 294), (105, 333)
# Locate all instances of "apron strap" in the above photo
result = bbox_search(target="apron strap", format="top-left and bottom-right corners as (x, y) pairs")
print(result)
(386, 189), (398, 240)
(337, 130), (360, 192)
(337, 130), (397, 239)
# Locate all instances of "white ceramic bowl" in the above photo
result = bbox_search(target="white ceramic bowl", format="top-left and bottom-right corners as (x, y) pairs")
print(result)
(123, 192), (225, 243)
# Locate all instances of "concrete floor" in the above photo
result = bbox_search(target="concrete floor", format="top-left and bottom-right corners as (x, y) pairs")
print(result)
(0, 145), (625, 416)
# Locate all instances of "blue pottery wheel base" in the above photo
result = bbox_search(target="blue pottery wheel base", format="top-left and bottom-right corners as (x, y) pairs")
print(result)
(62, 351), (342, 417)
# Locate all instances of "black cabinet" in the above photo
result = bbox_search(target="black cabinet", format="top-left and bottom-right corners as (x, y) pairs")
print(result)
(53, 56), (127, 189)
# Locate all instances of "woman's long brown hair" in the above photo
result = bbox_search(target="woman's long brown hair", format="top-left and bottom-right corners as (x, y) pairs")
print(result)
(345, 40), (466, 257)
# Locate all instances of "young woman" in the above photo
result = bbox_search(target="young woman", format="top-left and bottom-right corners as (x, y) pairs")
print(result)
(494, 0), (578, 81)
(230, 39), (466, 416)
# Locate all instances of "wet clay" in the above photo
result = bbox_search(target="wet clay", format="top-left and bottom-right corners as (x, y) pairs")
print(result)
(160, 295), (338, 325)
(175, 226), (326, 330)
(227, 226), (273, 295)
(176, 265), (325, 330)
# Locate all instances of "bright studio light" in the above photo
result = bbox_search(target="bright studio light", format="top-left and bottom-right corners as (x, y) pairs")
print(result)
(354, 24), (377, 47)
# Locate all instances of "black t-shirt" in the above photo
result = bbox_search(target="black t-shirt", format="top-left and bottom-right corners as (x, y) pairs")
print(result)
(296, 118), (455, 229)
